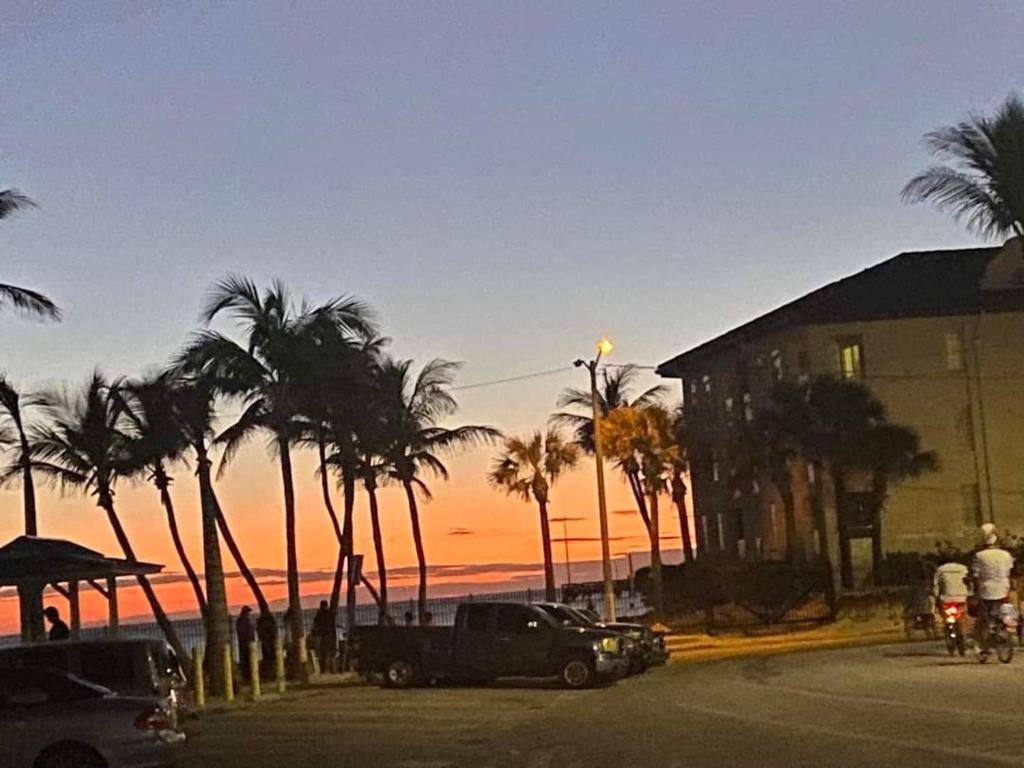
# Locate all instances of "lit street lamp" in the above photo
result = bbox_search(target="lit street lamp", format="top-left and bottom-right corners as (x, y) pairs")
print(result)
(574, 338), (616, 621)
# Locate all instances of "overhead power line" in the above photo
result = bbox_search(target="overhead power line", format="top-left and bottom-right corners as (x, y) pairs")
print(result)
(451, 366), (574, 391)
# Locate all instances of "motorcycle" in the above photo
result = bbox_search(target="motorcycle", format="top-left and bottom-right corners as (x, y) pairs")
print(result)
(979, 602), (1017, 664)
(941, 601), (966, 656)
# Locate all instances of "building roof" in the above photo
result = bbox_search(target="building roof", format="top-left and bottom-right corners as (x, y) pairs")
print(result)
(657, 246), (1024, 376)
(0, 536), (162, 586)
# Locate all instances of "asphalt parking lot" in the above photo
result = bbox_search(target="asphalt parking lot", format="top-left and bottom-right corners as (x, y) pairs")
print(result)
(185, 642), (1024, 767)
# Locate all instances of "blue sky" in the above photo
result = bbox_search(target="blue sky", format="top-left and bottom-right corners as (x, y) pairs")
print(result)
(0, 2), (1022, 589)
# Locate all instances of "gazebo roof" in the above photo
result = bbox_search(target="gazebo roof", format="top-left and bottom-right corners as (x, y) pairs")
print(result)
(0, 536), (162, 586)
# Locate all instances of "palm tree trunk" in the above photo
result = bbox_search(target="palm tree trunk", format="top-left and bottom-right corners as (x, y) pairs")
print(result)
(96, 488), (192, 680)
(213, 494), (271, 614)
(671, 471), (695, 562)
(402, 480), (429, 624)
(276, 435), (304, 677)
(835, 471), (854, 590)
(153, 466), (207, 618)
(195, 446), (231, 696)
(870, 474), (888, 586)
(365, 479), (389, 624)
(359, 575), (390, 623)
(649, 490), (664, 620)
(627, 470), (652, 532)
(18, 437), (37, 536)
(330, 466), (355, 617)
(536, 497), (557, 601)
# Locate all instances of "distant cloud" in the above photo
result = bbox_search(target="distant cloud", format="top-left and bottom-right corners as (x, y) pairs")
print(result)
(448, 527), (474, 536)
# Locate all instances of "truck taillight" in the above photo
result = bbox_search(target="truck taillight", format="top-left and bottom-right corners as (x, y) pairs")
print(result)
(134, 704), (171, 731)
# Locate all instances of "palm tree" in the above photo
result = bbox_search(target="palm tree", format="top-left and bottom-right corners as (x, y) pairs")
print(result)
(489, 429), (580, 602)
(803, 376), (938, 587)
(0, 374), (46, 535)
(119, 374), (207, 618)
(178, 276), (374, 674)
(902, 93), (1024, 240)
(28, 373), (190, 676)
(0, 189), (61, 321)
(552, 365), (666, 536)
(379, 357), (501, 622)
(600, 405), (679, 619)
(169, 374), (258, 692)
(669, 406), (695, 562)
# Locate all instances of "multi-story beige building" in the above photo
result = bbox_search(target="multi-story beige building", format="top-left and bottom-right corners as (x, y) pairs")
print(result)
(657, 242), (1024, 586)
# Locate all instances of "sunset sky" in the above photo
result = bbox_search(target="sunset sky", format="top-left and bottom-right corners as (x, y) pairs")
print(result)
(1, 3), (1021, 630)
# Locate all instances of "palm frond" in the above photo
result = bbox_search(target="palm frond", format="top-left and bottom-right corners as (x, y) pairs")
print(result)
(0, 189), (36, 220)
(213, 398), (269, 478)
(200, 274), (263, 326)
(0, 284), (61, 321)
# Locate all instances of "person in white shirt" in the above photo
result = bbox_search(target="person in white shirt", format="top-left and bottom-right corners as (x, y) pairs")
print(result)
(970, 525), (1015, 654)
(933, 556), (969, 607)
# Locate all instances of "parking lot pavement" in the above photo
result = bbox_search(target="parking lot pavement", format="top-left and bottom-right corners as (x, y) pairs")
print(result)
(185, 643), (1024, 768)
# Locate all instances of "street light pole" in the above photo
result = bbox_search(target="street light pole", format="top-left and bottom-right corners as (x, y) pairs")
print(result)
(575, 338), (616, 622)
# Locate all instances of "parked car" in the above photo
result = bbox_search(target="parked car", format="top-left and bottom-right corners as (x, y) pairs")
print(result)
(351, 601), (630, 689)
(0, 666), (185, 768)
(536, 603), (668, 673)
(0, 638), (189, 724)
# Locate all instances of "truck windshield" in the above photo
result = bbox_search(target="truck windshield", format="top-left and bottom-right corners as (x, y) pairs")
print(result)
(536, 605), (584, 627)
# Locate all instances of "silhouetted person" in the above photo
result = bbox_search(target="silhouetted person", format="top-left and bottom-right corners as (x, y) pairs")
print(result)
(236, 606), (255, 679)
(403, 611), (413, 626)
(423, 611), (433, 626)
(44, 606), (69, 641)
(256, 608), (278, 677)
(312, 600), (336, 672)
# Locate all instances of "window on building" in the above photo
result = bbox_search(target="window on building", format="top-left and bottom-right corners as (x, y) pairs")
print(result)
(770, 349), (783, 382)
(807, 462), (816, 485)
(712, 454), (720, 483)
(724, 396), (734, 414)
(743, 392), (753, 423)
(755, 537), (764, 559)
(716, 513), (726, 551)
(690, 381), (697, 396)
(961, 484), (982, 527)
(837, 337), (863, 380)
(700, 515), (710, 550)
(946, 332), (964, 372)
(703, 374), (712, 394)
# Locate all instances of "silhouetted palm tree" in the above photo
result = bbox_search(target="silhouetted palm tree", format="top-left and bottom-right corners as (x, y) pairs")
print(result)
(902, 93), (1024, 240)
(169, 374), (244, 693)
(178, 276), (374, 674)
(0, 189), (61, 321)
(379, 357), (501, 622)
(669, 406), (695, 562)
(29, 373), (189, 674)
(0, 374), (46, 535)
(552, 365), (666, 535)
(119, 374), (207, 618)
(600, 405), (679, 619)
(489, 429), (579, 602)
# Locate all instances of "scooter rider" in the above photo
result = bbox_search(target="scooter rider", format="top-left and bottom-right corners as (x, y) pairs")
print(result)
(933, 551), (969, 612)
(970, 524), (1014, 655)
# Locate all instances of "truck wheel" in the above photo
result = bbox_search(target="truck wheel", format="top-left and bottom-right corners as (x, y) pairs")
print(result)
(383, 659), (418, 689)
(560, 657), (594, 689)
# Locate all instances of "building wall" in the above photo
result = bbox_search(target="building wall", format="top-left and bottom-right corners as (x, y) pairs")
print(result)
(676, 310), (1024, 576)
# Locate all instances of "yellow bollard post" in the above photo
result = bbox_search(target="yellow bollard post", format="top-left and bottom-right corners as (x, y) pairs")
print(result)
(191, 647), (205, 709)
(248, 641), (261, 701)
(274, 637), (286, 694)
(222, 644), (234, 703)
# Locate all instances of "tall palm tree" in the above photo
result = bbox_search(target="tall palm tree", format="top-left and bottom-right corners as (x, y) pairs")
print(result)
(379, 357), (501, 622)
(0, 189), (61, 321)
(489, 429), (580, 602)
(0, 374), (46, 535)
(28, 373), (190, 676)
(902, 93), (1024, 240)
(119, 374), (207, 618)
(552, 365), (666, 536)
(178, 276), (374, 673)
(600, 405), (679, 619)
(166, 374), (236, 694)
(669, 406), (695, 562)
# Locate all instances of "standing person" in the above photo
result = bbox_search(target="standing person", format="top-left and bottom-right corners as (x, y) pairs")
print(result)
(971, 524), (1014, 657)
(43, 606), (70, 641)
(235, 606), (255, 679)
(422, 611), (433, 626)
(311, 600), (336, 672)
(256, 608), (278, 678)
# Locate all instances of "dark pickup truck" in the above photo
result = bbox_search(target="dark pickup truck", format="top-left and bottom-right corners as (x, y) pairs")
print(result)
(350, 601), (630, 689)
(535, 603), (669, 674)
